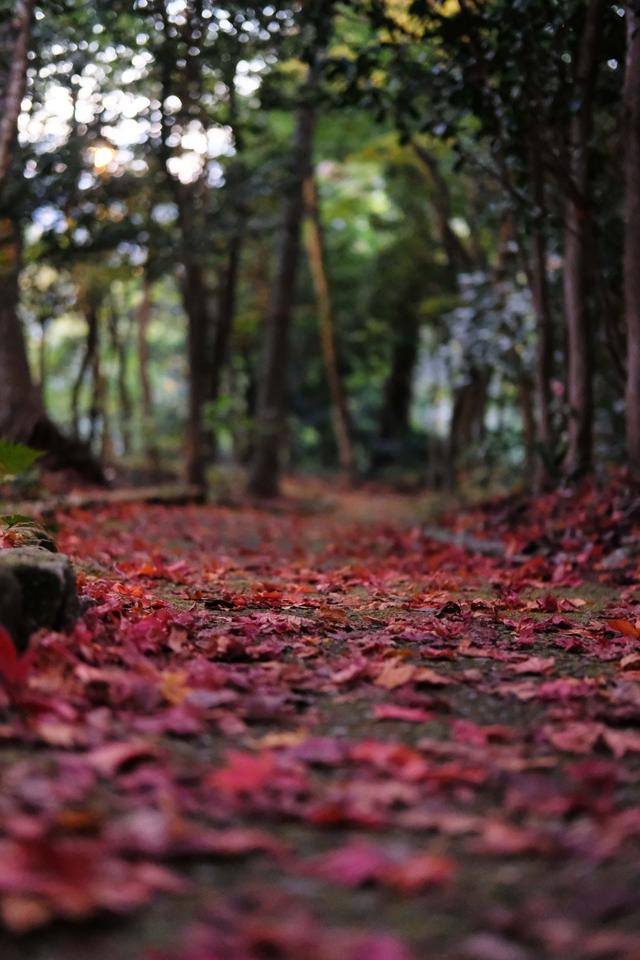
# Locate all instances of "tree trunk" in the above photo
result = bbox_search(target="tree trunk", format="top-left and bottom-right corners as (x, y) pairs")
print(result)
(412, 141), (473, 273)
(379, 314), (421, 445)
(247, 99), (316, 497)
(37, 318), (48, 391)
(0, 219), (104, 481)
(0, 0), (34, 194)
(563, 0), (603, 479)
(303, 172), (354, 479)
(624, 1), (640, 472)
(448, 368), (489, 487)
(136, 275), (160, 473)
(207, 61), (246, 434)
(0, 217), (43, 439)
(108, 296), (132, 455)
(209, 231), (243, 415)
(88, 306), (103, 450)
(98, 375), (114, 465)
(529, 223), (555, 487)
(0, 4), (104, 484)
(157, 4), (211, 490)
(519, 128), (556, 490)
(518, 374), (536, 485)
(71, 300), (98, 439)
(181, 262), (209, 487)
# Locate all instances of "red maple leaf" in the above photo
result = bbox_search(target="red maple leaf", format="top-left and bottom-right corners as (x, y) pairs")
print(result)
(0, 626), (34, 696)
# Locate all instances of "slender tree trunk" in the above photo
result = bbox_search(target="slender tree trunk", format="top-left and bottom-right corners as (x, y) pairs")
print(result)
(157, 3), (211, 489)
(181, 262), (209, 487)
(563, 214), (593, 479)
(71, 301), (98, 439)
(136, 275), (159, 473)
(520, 131), (556, 490)
(97, 364), (114, 466)
(0, 0), (34, 194)
(563, 0), (603, 479)
(247, 0), (337, 495)
(593, 235), (626, 384)
(0, 219), (104, 481)
(0, 5), (105, 483)
(87, 306), (112, 463)
(108, 296), (132, 455)
(242, 346), (258, 446)
(624, 1), (640, 472)
(247, 99), (316, 497)
(88, 306), (102, 449)
(303, 172), (354, 479)
(379, 314), (421, 444)
(0, 217), (42, 438)
(238, 244), (270, 464)
(448, 368), (489, 487)
(412, 141), (473, 273)
(204, 232), (243, 464)
(518, 374), (536, 484)
(210, 232), (242, 409)
(207, 62), (245, 431)
(37, 317), (47, 390)
(528, 223), (555, 487)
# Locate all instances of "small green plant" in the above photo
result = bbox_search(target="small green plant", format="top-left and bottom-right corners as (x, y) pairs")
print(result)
(0, 442), (45, 540)
(0, 514), (37, 529)
(0, 440), (43, 482)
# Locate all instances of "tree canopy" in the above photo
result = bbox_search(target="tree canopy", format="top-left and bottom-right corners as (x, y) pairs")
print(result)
(0, 0), (638, 495)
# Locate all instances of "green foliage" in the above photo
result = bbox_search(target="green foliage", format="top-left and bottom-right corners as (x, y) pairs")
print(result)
(2, 0), (631, 493)
(204, 394), (254, 459)
(0, 515), (38, 529)
(0, 441), (43, 482)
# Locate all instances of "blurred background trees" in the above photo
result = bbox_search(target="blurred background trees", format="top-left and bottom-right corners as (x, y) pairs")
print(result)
(0, 0), (637, 496)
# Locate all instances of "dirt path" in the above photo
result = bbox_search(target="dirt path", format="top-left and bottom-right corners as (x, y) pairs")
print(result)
(1, 484), (640, 960)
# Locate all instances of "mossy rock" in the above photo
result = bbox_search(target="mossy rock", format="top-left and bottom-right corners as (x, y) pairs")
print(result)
(5, 523), (58, 552)
(0, 546), (79, 650)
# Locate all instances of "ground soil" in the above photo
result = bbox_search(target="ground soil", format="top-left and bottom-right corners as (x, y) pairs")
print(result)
(1, 480), (639, 960)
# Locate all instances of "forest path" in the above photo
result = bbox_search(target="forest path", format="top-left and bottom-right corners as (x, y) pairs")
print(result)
(1, 482), (640, 960)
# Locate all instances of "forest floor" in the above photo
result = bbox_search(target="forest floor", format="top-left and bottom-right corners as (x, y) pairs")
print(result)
(1, 477), (640, 960)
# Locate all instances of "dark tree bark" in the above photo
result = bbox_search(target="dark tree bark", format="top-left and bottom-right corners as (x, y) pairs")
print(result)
(207, 63), (246, 423)
(448, 368), (489, 487)
(529, 224), (554, 482)
(108, 296), (132, 456)
(0, 219), (104, 481)
(379, 314), (421, 446)
(624, 1), (640, 472)
(70, 299), (98, 439)
(247, 97), (316, 497)
(518, 373), (536, 482)
(88, 305), (104, 451)
(247, 0), (336, 496)
(303, 171), (354, 480)
(524, 132), (556, 490)
(0, 8), (103, 482)
(180, 260), (210, 487)
(412, 141), (473, 273)
(210, 234), (242, 410)
(0, 0), (34, 194)
(37, 317), (48, 392)
(0, 217), (43, 440)
(158, 0), (213, 489)
(137, 274), (160, 472)
(563, 0), (603, 479)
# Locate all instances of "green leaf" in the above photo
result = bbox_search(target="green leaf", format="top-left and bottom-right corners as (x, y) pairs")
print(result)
(0, 515), (37, 529)
(0, 440), (43, 480)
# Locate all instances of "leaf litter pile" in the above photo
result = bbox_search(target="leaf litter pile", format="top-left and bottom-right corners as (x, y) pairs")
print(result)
(2, 480), (640, 959)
